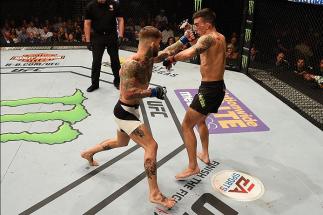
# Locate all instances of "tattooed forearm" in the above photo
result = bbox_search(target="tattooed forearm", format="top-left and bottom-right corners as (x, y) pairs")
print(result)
(124, 88), (151, 99)
(144, 158), (157, 179)
(193, 35), (214, 55)
(154, 51), (170, 63)
(164, 41), (184, 55)
(133, 127), (145, 137)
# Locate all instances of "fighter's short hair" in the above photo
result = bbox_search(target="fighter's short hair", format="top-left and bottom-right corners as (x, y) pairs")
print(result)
(139, 26), (162, 40)
(193, 8), (216, 26)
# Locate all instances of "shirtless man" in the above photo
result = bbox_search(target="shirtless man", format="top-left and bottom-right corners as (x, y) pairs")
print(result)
(162, 8), (226, 180)
(81, 26), (175, 208)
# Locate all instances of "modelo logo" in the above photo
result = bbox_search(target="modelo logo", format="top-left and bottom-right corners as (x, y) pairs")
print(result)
(211, 170), (265, 201)
(10, 53), (65, 63)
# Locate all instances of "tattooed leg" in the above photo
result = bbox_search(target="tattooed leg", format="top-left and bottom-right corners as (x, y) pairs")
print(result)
(144, 158), (157, 179)
(144, 157), (175, 208)
(81, 132), (129, 166)
(133, 127), (145, 138)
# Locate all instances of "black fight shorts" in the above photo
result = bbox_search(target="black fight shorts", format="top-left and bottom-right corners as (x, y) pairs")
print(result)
(190, 80), (226, 115)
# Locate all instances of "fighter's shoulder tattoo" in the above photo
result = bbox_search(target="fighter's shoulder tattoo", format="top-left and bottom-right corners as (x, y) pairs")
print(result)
(120, 60), (141, 79)
(121, 59), (152, 86)
(193, 34), (214, 55)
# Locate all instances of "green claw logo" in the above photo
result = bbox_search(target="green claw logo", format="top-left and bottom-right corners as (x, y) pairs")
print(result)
(0, 89), (90, 145)
(248, 0), (255, 16)
(242, 55), (249, 69)
(245, 28), (252, 43)
(194, 0), (202, 11)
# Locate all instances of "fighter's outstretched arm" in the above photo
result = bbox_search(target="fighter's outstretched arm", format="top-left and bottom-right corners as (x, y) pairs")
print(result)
(154, 30), (196, 63)
(153, 41), (185, 63)
(162, 34), (214, 69)
(174, 34), (214, 61)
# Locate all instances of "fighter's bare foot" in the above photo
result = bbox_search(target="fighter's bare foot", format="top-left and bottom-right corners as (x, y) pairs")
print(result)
(197, 152), (210, 164)
(150, 192), (176, 209)
(175, 167), (200, 180)
(81, 151), (99, 166)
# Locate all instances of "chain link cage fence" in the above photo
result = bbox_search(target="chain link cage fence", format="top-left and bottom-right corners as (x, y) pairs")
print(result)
(247, 0), (323, 130)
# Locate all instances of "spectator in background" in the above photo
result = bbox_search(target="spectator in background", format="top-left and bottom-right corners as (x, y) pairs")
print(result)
(229, 36), (239, 52)
(274, 51), (289, 73)
(26, 32), (40, 44)
(226, 44), (239, 59)
(317, 59), (323, 76)
(17, 27), (29, 43)
(67, 33), (77, 42)
(26, 22), (39, 37)
(51, 32), (59, 43)
(40, 26), (53, 42)
(0, 31), (14, 45)
(74, 25), (83, 42)
(155, 9), (168, 25)
(11, 31), (19, 43)
(249, 46), (259, 68)
(166, 36), (175, 46)
(124, 18), (136, 42)
(134, 20), (146, 41)
(1, 21), (10, 34)
(161, 24), (174, 48)
(293, 57), (307, 76)
(57, 26), (67, 42)
(294, 39), (313, 63)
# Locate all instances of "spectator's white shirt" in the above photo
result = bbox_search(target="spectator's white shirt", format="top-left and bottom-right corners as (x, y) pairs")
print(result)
(26, 27), (39, 36)
(161, 29), (174, 44)
(41, 31), (53, 40)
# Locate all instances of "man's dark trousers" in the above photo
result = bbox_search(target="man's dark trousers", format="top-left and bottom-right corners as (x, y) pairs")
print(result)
(91, 32), (120, 88)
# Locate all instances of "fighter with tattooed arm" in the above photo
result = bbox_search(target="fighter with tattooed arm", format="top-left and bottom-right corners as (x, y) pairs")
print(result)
(158, 8), (227, 180)
(81, 26), (175, 208)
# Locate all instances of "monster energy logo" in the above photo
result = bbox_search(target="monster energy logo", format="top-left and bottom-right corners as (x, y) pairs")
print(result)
(0, 89), (89, 145)
(248, 0), (254, 16)
(194, 0), (202, 11)
(245, 28), (252, 43)
(242, 55), (249, 69)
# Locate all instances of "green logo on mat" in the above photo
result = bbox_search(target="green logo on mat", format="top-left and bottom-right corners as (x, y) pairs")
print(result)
(194, 0), (203, 11)
(0, 89), (90, 145)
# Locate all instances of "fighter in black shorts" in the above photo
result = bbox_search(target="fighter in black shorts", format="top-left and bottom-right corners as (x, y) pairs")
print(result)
(161, 8), (227, 180)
